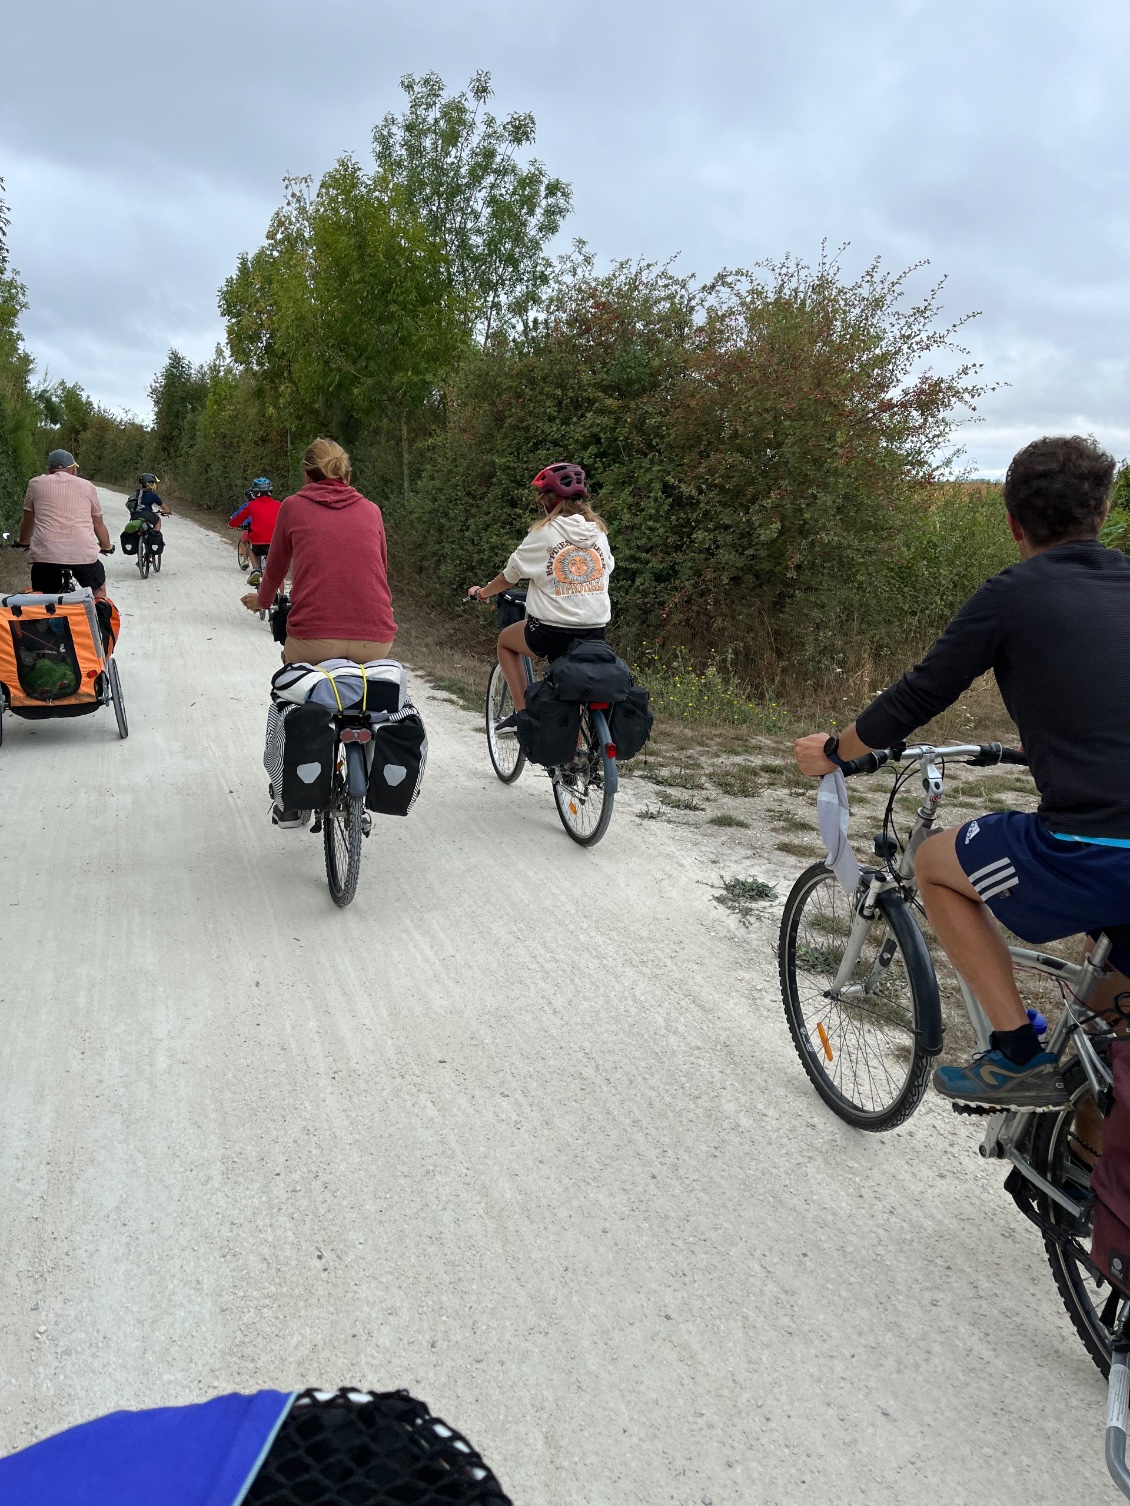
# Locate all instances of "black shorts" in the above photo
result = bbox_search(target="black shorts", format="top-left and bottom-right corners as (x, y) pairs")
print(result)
(524, 618), (606, 662)
(251, 543), (270, 559)
(30, 560), (106, 593)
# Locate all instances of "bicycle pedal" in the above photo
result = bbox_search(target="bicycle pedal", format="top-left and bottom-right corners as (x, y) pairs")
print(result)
(310, 815), (323, 834)
(949, 1101), (1005, 1117)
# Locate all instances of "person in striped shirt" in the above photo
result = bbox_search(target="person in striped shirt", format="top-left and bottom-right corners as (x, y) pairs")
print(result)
(17, 450), (112, 599)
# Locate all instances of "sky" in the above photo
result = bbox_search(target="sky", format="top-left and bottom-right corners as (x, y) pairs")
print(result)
(2, 0), (1127, 475)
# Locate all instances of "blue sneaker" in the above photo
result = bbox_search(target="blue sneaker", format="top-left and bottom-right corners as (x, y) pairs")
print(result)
(933, 1049), (1068, 1112)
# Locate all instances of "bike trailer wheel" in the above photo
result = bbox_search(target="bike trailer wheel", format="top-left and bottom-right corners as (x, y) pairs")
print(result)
(107, 657), (128, 739)
(778, 862), (935, 1131)
(486, 660), (526, 784)
(552, 710), (614, 847)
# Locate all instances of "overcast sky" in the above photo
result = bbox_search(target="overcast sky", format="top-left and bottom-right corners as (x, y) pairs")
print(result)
(3, 0), (1127, 474)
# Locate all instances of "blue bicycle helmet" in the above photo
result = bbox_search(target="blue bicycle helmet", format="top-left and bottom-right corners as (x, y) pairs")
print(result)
(251, 476), (273, 494)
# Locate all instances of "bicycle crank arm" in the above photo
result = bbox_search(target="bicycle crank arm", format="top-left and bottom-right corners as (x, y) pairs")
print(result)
(1108, 1345), (1130, 1499)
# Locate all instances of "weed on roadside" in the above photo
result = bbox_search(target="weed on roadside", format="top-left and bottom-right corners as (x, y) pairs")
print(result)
(711, 767), (761, 799)
(659, 791), (706, 812)
(708, 813), (750, 829)
(635, 646), (788, 730)
(636, 806), (665, 821)
(776, 838), (826, 860)
(769, 809), (812, 833)
(643, 768), (707, 791)
(712, 875), (777, 924)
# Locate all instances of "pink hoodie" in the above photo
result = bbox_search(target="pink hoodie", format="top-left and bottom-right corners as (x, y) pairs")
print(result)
(256, 479), (397, 643)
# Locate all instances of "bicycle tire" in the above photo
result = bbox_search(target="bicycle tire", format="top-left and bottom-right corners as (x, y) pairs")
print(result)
(486, 660), (525, 784)
(324, 781), (364, 907)
(1030, 1061), (1120, 1376)
(237, 536), (251, 571)
(107, 657), (128, 739)
(778, 862), (936, 1130)
(553, 711), (614, 847)
(141, 549), (150, 579)
(154, 549), (161, 573)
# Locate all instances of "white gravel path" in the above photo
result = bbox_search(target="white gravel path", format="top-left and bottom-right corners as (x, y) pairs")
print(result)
(0, 497), (1110, 1502)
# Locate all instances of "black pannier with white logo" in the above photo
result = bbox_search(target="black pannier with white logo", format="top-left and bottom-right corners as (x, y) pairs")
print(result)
(119, 530), (139, 556)
(278, 700), (336, 811)
(516, 678), (581, 767)
(545, 640), (632, 703)
(366, 710), (428, 815)
(609, 684), (653, 761)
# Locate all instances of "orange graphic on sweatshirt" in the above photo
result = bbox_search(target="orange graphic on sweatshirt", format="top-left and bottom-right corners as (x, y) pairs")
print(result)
(551, 545), (605, 594)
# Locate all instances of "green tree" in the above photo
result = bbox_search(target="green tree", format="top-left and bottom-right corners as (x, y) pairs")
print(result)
(36, 379), (96, 460)
(222, 159), (468, 499)
(0, 177), (40, 530)
(149, 349), (209, 471)
(372, 71), (572, 343)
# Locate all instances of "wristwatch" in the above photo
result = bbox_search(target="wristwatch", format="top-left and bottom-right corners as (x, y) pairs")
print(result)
(823, 734), (846, 769)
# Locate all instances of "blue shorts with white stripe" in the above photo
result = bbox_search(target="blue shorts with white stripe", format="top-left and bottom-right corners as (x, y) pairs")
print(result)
(954, 810), (1130, 973)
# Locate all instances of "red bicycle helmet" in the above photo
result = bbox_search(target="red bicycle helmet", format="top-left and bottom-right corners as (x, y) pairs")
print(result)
(532, 461), (587, 500)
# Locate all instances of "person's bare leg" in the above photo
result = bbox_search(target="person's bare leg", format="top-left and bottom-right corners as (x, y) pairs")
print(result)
(497, 621), (534, 711)
(915, 827), (1028, 1032)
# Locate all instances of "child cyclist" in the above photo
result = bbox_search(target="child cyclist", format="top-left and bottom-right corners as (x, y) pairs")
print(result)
(229, 477), (280, 584)
(468, 462), (614, 727)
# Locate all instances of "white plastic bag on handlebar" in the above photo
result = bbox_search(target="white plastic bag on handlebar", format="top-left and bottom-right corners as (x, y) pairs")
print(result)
(817, 770), (861, 896)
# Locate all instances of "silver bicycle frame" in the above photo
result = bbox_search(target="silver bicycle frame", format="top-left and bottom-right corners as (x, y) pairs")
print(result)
(831, 744), (1115, 1173)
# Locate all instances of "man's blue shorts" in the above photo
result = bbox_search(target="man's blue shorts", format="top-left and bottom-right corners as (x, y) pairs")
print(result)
(955, 811), (1130, 974)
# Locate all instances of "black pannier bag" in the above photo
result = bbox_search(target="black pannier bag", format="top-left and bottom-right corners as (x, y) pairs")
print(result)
(546, 639), (632, 703)
(516, 678), (581, 767)
(278, 700), (336, 811)
(366, 710), (428, 815)
(1091, 1040), (1130, 1294)
(494, 591), (527, 630)
(119, 530), (139, 556)
(609, 684), (653, 760)
(147, 529), (165, 553)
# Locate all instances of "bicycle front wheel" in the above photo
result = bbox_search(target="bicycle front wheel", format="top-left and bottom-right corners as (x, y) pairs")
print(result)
(486, 661), (525, 784)
(553, 710), (614, 847)
(324, 777), (364, 907)
(778, 862), (935, 1130)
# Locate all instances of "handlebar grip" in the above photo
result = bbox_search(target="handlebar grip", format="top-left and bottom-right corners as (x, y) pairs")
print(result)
(968, 743), (1028, 767)
(838, 750), (892, 778)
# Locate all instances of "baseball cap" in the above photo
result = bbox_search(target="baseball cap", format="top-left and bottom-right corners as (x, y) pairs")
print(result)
(47, 449), (76, 469)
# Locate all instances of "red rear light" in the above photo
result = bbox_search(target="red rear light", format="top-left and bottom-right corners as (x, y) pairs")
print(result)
(606, 744), (617, 759)
(589, 701), (610, 710)
(340, 727), (372, 743)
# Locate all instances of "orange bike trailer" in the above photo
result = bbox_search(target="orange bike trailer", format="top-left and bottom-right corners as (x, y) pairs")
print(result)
(0, 588), (126, 738)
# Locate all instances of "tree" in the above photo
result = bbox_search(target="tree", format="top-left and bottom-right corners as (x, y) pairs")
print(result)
(148, 349), (209, 470)
(0, 177), (40, 529)
(36, 379), (95, 459)
(372, 71), (572, 344)
(222, 160), (468, 499)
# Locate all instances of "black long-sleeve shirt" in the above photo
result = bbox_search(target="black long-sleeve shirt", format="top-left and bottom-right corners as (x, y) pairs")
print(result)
(855, 540), (1130, 839)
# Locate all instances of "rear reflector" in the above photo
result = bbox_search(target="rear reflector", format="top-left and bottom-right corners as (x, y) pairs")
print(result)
(589, 701), (610, 710)
(606, 744), (617, 759)
(340, 727), (372, 743)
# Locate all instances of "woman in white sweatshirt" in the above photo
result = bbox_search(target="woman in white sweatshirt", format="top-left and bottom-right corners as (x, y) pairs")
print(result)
(468, 462), (615, 720)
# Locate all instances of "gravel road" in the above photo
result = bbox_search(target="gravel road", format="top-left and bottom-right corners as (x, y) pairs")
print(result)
(0, 498), (1111, 1502)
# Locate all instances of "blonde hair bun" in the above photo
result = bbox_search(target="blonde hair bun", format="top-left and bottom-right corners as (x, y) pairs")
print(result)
(302, 437), (351, 483)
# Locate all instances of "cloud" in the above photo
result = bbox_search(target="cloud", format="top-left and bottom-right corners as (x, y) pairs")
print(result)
(3, 0), (1128, 468)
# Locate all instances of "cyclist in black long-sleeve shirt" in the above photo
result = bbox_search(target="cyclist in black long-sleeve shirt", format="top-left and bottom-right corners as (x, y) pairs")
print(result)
(795, 436), (1130, 1111)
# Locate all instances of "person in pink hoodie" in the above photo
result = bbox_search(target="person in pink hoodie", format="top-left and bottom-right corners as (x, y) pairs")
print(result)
(242, 437), (397, 663)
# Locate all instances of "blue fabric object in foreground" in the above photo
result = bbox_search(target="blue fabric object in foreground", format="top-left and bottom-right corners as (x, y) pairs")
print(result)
(0, 1389), (295, 1506)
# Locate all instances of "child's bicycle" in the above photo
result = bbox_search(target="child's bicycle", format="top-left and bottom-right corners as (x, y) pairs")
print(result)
(478, 588), (618, 847)
(776, 739), (1130, 1497)
(237, 519), (253, 572)
(135, 518), (164, 578)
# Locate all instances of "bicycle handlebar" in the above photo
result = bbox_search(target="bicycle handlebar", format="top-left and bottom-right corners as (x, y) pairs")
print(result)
(838, 741), (1028, 778)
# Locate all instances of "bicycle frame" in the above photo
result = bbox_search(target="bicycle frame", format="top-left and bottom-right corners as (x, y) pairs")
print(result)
(830, 744), (1115, 1177)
